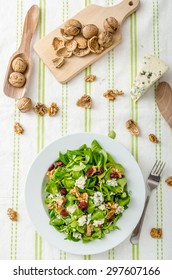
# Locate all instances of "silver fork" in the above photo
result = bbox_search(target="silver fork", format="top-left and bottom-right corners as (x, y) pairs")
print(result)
(130, 160), (165, 245)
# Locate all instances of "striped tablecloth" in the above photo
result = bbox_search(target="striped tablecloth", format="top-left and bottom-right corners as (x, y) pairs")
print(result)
(0, 0), (172, 260)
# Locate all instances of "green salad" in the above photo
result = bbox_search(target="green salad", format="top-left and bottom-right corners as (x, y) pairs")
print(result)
(44, 140), (130, 242)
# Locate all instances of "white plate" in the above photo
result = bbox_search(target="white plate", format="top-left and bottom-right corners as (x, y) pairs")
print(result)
(25, 133), (145, 255)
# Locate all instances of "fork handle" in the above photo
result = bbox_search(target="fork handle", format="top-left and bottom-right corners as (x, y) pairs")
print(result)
(130, 195), (150, 245)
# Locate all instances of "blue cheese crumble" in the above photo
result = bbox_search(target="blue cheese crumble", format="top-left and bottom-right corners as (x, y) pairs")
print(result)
(75, 176), (87, 189)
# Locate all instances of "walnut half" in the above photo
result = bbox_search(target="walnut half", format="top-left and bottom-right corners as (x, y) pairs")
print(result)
(126, 119), (140, 136)
(165, 176), (172, 186)
(150, 228), (162, 239)
(7, 208), (18, 221)
(76, 94), (92, 108)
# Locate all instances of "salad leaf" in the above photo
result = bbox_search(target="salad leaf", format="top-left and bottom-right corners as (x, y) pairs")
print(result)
(44, 139), (130, 243)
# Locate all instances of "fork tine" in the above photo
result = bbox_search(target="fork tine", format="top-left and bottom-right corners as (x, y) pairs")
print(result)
(151, 160), (160, 174)
(159, 162), (166, 176)
(151, 161), (166, 176)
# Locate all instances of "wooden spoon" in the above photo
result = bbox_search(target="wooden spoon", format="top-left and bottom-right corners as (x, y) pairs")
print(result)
(3, 5), (39, 99)
(156, 82), (172, 128)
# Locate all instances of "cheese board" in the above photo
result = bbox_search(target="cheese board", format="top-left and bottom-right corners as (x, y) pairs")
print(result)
(34, 0), (140, 84)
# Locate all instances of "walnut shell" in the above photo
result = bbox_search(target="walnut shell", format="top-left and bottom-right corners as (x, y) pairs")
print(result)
(12, 57), (28, 73)
(76, 37), (88, 49)
(73, 47), (90, 57)
(60, 28), (74, 40)
(52, 37), (64, 50)
(82, 24), (99, 39)
(64, 19), (82, 36)
(98, 31), (113, 48)
(103, 17), (118, 33)
(17, 97), (32, 113)
(88, 36), (104, 54)
(9, 72), (26, 88)
(52, 57), (65, 68)
(65, 39), (77, 52)
(56, 47), (73, 58)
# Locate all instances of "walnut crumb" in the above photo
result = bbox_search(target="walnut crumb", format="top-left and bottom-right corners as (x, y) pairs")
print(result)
(33, 103), (48, 116)
(150, 228), (162, 239)
(76, 94), (92, 108)
(7, 208), (18, 221)
(149, 134), (159, 143)
(48, 103), (59, 116)
(14, 122), (24, 134)
(165, 176), (172, 186)
(85, 75), (96, 82)
(103, 89), (124, 101)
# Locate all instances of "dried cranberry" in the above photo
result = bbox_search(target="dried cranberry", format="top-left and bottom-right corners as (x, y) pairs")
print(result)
(57, 161), (63, 167)
(78, 201), (88, 211)
(107, 218), (113, 222)
(86, 167), (93, 177)
(48, 164), (55, 171)
(110, 172), (119, 179)
(97, 167), (104, 175)
(98, 224), (102, 228)
(60, 209), (69, 216)
(60, 188), (67, 196)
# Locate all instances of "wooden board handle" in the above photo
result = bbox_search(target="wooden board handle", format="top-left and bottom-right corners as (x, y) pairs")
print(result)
(19, 5), (39, 55)
(110, 0), (140, 23)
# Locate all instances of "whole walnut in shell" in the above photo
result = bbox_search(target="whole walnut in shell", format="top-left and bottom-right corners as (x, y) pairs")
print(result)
(9, 72), (26, 88)
(12, 57), (28, 73)
(103, 17), (118, 33)
(64, 19), (82, 36)
(98, 31), (113, 48)
(17, 97), (32, 113)
(82, 24), (99, 39)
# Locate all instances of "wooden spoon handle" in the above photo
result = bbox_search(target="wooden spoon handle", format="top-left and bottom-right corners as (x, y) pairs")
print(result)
(18, 5), (39, 55)
(109, 0), (140, 23)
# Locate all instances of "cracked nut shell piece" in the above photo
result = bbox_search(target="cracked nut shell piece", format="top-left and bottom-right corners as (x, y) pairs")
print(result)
(76, 37), (88, 49)
(88, 36), (104, 54)
(12, 57), (28, 73)
(52, 57), (65, 68)
(56, 47), (73, 58)
(82, 24), (99, 39)
(98, 31), (113, 48)
(60, 28), (74, 41)
(52, 37), (64, 50)
(73, 47), (90, 57)
(65, 39), (77, 52)
(103, 17), (119, 33)
(64, 19), (82, 36)
(126, 119), (140, 136)
(17, 97), (32, 113)
(9, 72), (26, 88)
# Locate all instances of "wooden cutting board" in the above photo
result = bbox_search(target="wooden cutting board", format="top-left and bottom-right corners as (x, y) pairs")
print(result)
(34, 0), (140, 83)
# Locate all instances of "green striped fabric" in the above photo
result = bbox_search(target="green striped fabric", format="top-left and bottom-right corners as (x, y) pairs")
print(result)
(0, 0), (171, 260)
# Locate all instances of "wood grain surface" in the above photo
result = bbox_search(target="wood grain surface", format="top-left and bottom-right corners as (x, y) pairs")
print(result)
(34, 0), (140, 84)
(3, 5), (39, 99)
(156, 82), (172, 128)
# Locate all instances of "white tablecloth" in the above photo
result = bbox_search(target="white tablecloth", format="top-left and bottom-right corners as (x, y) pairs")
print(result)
(0, 0), (172, 260)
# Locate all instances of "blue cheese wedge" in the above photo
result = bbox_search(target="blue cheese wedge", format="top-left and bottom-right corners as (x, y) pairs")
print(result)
(130, 55), (168, 101)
